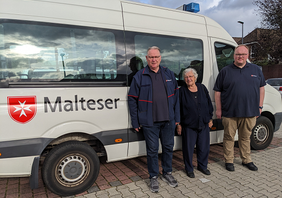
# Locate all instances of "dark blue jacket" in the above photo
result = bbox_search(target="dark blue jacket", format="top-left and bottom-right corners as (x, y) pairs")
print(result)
(128, 65), (180, 128)
(179, 83), (213, 129)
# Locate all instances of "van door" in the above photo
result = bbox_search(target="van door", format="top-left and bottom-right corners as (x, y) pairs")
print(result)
(210, 38), (237, 143)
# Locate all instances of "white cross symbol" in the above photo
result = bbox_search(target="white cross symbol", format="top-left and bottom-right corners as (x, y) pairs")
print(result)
(13, 101), (32, 117)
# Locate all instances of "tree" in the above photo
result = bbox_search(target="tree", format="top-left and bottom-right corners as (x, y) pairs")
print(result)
(254, 0), (282, 63)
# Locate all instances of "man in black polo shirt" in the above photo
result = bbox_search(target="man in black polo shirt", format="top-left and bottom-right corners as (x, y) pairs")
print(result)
(214, 44), (266, 172)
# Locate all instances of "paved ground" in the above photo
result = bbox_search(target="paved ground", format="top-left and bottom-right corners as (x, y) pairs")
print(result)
(1, 124), (282, 198)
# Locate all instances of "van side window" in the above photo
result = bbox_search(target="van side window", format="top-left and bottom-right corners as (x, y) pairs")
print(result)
(214, 42), (235, 71)
(0, 20), (125, 83)
(129, 34), (203, 85)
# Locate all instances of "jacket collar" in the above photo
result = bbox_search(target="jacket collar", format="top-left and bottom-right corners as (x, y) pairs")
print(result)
(142, 65), (166, 75)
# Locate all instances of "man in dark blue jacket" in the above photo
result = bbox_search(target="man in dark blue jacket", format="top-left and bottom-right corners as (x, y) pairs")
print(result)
(128, 46), (180, 193)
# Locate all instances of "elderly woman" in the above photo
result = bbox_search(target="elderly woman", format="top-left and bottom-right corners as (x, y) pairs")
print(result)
(177, 68), (213, 178)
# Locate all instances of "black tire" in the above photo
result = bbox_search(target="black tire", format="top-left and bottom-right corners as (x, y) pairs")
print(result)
(42, 141), (100, 196)
(250, 116), (274, 150)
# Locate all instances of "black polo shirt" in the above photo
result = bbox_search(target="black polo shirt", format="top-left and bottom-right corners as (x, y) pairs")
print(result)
(148, 67), (169, 122)
(213, 62), (266, 117)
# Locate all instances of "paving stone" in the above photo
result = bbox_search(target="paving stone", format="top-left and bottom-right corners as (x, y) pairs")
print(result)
(183, 192), (200, 198)
(105, 187), (120, 197)
(130, 176), (142, 182)
(131, 188), (148, 197)
(197, 192), (213, 198)
(109, 181), (122, 187)
(116, 186), (134, 197)
(95, 190), (109, 198)
(88, 186), (100, 194)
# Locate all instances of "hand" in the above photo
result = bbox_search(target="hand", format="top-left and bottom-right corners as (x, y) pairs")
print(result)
(256, 108), (262, 118)
(134, 127), (141, 132)
(176, 125), (182, 135)
(216, 109), (222, 119)
(208, 120), (213, 128)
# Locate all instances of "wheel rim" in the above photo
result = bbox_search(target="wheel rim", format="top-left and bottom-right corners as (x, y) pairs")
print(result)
(253, 123), (269, 145)
(55, 154), (90, 187)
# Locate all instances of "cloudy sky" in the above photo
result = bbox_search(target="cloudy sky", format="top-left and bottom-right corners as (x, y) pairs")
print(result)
(128, 0), (261, 38)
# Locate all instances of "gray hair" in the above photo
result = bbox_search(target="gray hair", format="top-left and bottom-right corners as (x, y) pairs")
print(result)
(147, 46), (161, 55)
(183, 68), (198, 79)
(235, 44), (249, 52)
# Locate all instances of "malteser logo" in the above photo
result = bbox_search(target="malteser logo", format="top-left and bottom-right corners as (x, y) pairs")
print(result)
(7, 96), (37, 124)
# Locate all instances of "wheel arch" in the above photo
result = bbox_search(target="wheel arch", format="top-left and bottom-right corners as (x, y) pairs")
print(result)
(40, 132), (106, 164)
(261, 111), (275, 129)
(29, 132), (107, 190)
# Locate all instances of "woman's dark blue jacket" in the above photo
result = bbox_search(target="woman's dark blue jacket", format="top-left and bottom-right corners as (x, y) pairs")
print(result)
(179, 83), (213, 129)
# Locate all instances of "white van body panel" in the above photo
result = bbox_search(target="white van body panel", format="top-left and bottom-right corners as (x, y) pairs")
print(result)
(264, 84), (282, 113)
(1, 0), (124, 30)
(122, 1), (207, 37)
(205, 17), (236, 42)
(105, 143), (129, 162)
(0, 156), (37, 177)
(1, 87), (128, 141)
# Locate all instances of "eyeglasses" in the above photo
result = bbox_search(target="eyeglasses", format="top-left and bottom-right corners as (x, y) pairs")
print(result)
(235, 54), (247, 57)
(147, 56), (160, 59)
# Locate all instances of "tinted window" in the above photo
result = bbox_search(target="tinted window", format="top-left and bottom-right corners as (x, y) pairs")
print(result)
(214, 42), (235, 71)
(126, 32), (203, 85)
(266, 79), (282, 86)
(0, 20), (126, 83)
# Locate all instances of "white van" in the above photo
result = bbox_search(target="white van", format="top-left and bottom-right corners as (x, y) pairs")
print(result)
(1, 0), (282, 196)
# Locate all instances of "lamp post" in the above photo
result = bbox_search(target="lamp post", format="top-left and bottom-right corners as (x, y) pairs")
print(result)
(237, 21), (244, 44)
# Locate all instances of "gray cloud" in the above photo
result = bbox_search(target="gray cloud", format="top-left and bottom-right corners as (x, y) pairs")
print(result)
(128, 0), (261, 37)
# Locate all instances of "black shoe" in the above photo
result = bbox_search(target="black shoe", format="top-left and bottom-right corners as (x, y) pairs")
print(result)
(197, 168), (211, 175)
(225, 163), (235, 171)
(186, 171), (195, 178)
(242, 162), (258, 171)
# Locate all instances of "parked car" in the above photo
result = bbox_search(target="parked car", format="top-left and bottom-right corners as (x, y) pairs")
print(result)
(266, 78), (282, 96)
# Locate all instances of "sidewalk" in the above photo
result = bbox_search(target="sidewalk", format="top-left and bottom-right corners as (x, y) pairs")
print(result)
(85, 146), (282, 198)
(1, 125), (282, 198)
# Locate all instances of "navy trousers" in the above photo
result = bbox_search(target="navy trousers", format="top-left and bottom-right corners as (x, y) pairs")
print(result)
(182, 124), (210, 172)
(143, 120), (175, 178)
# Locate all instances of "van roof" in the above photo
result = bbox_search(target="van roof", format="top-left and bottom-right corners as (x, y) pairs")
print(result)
(0, 0), (236, 45)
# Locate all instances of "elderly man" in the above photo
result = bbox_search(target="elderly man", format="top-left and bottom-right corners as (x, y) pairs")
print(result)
(214, 44), (266, 172)
(128, 46), (180, 193)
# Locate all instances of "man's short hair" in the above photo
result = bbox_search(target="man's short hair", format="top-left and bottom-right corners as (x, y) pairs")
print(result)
(147, 46), (161, 55)
(235, 44), (249, 53)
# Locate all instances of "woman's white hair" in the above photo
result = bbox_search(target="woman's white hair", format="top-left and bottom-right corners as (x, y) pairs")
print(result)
(182, 68), (198, 79)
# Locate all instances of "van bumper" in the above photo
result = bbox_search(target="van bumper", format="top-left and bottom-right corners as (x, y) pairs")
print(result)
(274, 112), (282, 132)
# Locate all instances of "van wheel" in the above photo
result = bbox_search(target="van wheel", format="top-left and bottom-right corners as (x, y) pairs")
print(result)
(250, 116), (273, 150)
(42, 141), (100, 196)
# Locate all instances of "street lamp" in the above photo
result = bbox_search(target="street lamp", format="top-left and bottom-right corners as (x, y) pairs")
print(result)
(237, 21), (244, 44)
